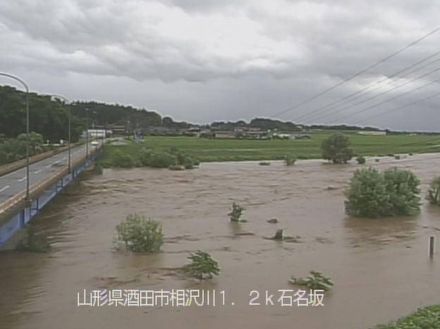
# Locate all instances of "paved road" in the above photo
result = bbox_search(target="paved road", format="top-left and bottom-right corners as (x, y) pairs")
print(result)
(0, 142), (100, 204)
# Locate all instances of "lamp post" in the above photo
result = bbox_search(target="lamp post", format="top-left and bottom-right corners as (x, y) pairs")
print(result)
(51, 95), (71, 173)
(85, 108), (89, 159)
(0, 72), (30, 201)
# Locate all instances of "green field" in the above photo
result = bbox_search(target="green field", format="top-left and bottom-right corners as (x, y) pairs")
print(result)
(100, 132), (440, 166)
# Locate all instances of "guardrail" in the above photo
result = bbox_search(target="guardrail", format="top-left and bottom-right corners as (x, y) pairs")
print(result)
(0, 144), (102, 217)
(0, 143), (82, 177)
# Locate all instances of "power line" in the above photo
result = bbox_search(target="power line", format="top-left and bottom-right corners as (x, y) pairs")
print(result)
(324, 76), (440, 125)
(357, 91), (440, 125)
(304, 65), (440, 123)
(290, 50), (440, 123)
(270, 26), (440, 119)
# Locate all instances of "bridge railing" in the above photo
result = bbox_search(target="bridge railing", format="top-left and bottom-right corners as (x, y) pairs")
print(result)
(0, 144), (102, 217)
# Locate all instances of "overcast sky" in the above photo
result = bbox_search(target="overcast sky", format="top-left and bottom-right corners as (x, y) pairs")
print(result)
(1, 0), (439, 131)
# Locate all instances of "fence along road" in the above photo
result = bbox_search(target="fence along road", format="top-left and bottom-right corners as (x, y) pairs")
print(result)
(0, 141), (100, 208)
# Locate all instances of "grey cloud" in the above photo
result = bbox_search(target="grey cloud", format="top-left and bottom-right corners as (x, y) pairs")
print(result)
(0, 0), (440, 130)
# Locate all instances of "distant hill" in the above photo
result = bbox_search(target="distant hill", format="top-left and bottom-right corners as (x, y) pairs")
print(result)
(0, 85), (164, 141)
(4, 84), (425, 142)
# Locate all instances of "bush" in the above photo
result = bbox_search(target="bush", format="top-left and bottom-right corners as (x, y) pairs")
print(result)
(183, 251), (220, 280)
(345, 168), (420, 218)
(139, 148), (153, 166)
(146, 152), (177, 168)
(112, 150), (136, 168)
(115, 214), (163, 252)
(16, 226), (51, 253)
(284, 155), (296, 166)
(176, 152), (198, 169)
(356, 155), (366, 164)
(374, 305), (440, 329)
(229, 202), (244, 222)
(321, 133), (353, 164)
(428, 177), (440, 205)
(289, 271), (333, 291)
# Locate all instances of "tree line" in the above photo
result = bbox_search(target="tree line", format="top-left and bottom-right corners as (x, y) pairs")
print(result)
(0, 85), (162, 142)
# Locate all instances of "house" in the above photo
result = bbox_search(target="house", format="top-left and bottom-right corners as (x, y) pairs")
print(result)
(357, 131), (387, 136)
(214, 131), (236, 139)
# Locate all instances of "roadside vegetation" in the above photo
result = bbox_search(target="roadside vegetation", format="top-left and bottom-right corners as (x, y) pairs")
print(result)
(0, 132), (50, 165)
(374, 305), (440, 329)
(114, 214), (163, 252)
(345, 168), (421, 218)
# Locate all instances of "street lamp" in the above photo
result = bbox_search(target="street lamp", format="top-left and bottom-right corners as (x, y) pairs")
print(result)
(51, 95), (72, 174)
(0, 72), (30, 201)
(85, 108), (89, 159)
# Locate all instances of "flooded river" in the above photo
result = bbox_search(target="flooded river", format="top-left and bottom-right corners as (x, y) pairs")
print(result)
(1, 154), (440, 329)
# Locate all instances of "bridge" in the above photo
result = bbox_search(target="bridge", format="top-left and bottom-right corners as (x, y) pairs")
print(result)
(0, 142), (103, 248)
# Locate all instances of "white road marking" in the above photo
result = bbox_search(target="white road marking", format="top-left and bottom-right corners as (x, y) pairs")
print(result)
(33, 169), (41, 174)
(0, 185), (10, 193)
(18, 176), (26, 182)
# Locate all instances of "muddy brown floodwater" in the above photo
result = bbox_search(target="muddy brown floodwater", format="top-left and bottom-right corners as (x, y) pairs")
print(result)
(1, 154), (440, 329)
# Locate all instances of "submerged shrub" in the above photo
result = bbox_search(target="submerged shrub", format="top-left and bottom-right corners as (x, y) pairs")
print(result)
(229, 202), (244, 222)
(356, 155), (366, 164)
(115, 214), (163, 252)
(284, 155), (296, 166)
(176, 153), (196, 169)
(112, 150), (136, 168)
(289, 271), (333, 291)
(183, 251), (220, 280)
(345, 167), (420, 218)
(321, 133), (353, 164)
(147, 152), (177, 168)
(16, 226), (51, 253)
(428, 177), (440, 205)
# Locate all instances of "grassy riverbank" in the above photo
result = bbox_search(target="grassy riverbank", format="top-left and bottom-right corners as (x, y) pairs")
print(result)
(100, 133), (440, 167)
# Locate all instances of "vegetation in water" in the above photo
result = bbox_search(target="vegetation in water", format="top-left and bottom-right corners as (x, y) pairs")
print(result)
(16, 226), (51, 253)
(345, 167), (420, 218)
(289, 271), (334, 291)
(284, 154), (297, 166)
(102, 144), (198, 170)
(427, 176), (440, 206)
(111, 150), (136, 168)
(115, 214), (163, 252)
(321, 133), (353, 164)
(183, 251), (220, 280)
(374, 305), (440, 329)
(100, 133), (440, 165)
(229, 202), (245, 222)
(356, 155), (366, 164)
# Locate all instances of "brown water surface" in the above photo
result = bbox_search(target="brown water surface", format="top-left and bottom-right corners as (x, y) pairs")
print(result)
(1, 154), (440, 329)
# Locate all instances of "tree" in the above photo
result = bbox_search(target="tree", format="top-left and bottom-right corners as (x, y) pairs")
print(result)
(345, 167), (420, 218)
(115, 214), (163, 252)
(427, 177), (440, 205)
(321, 133), (353, 164)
